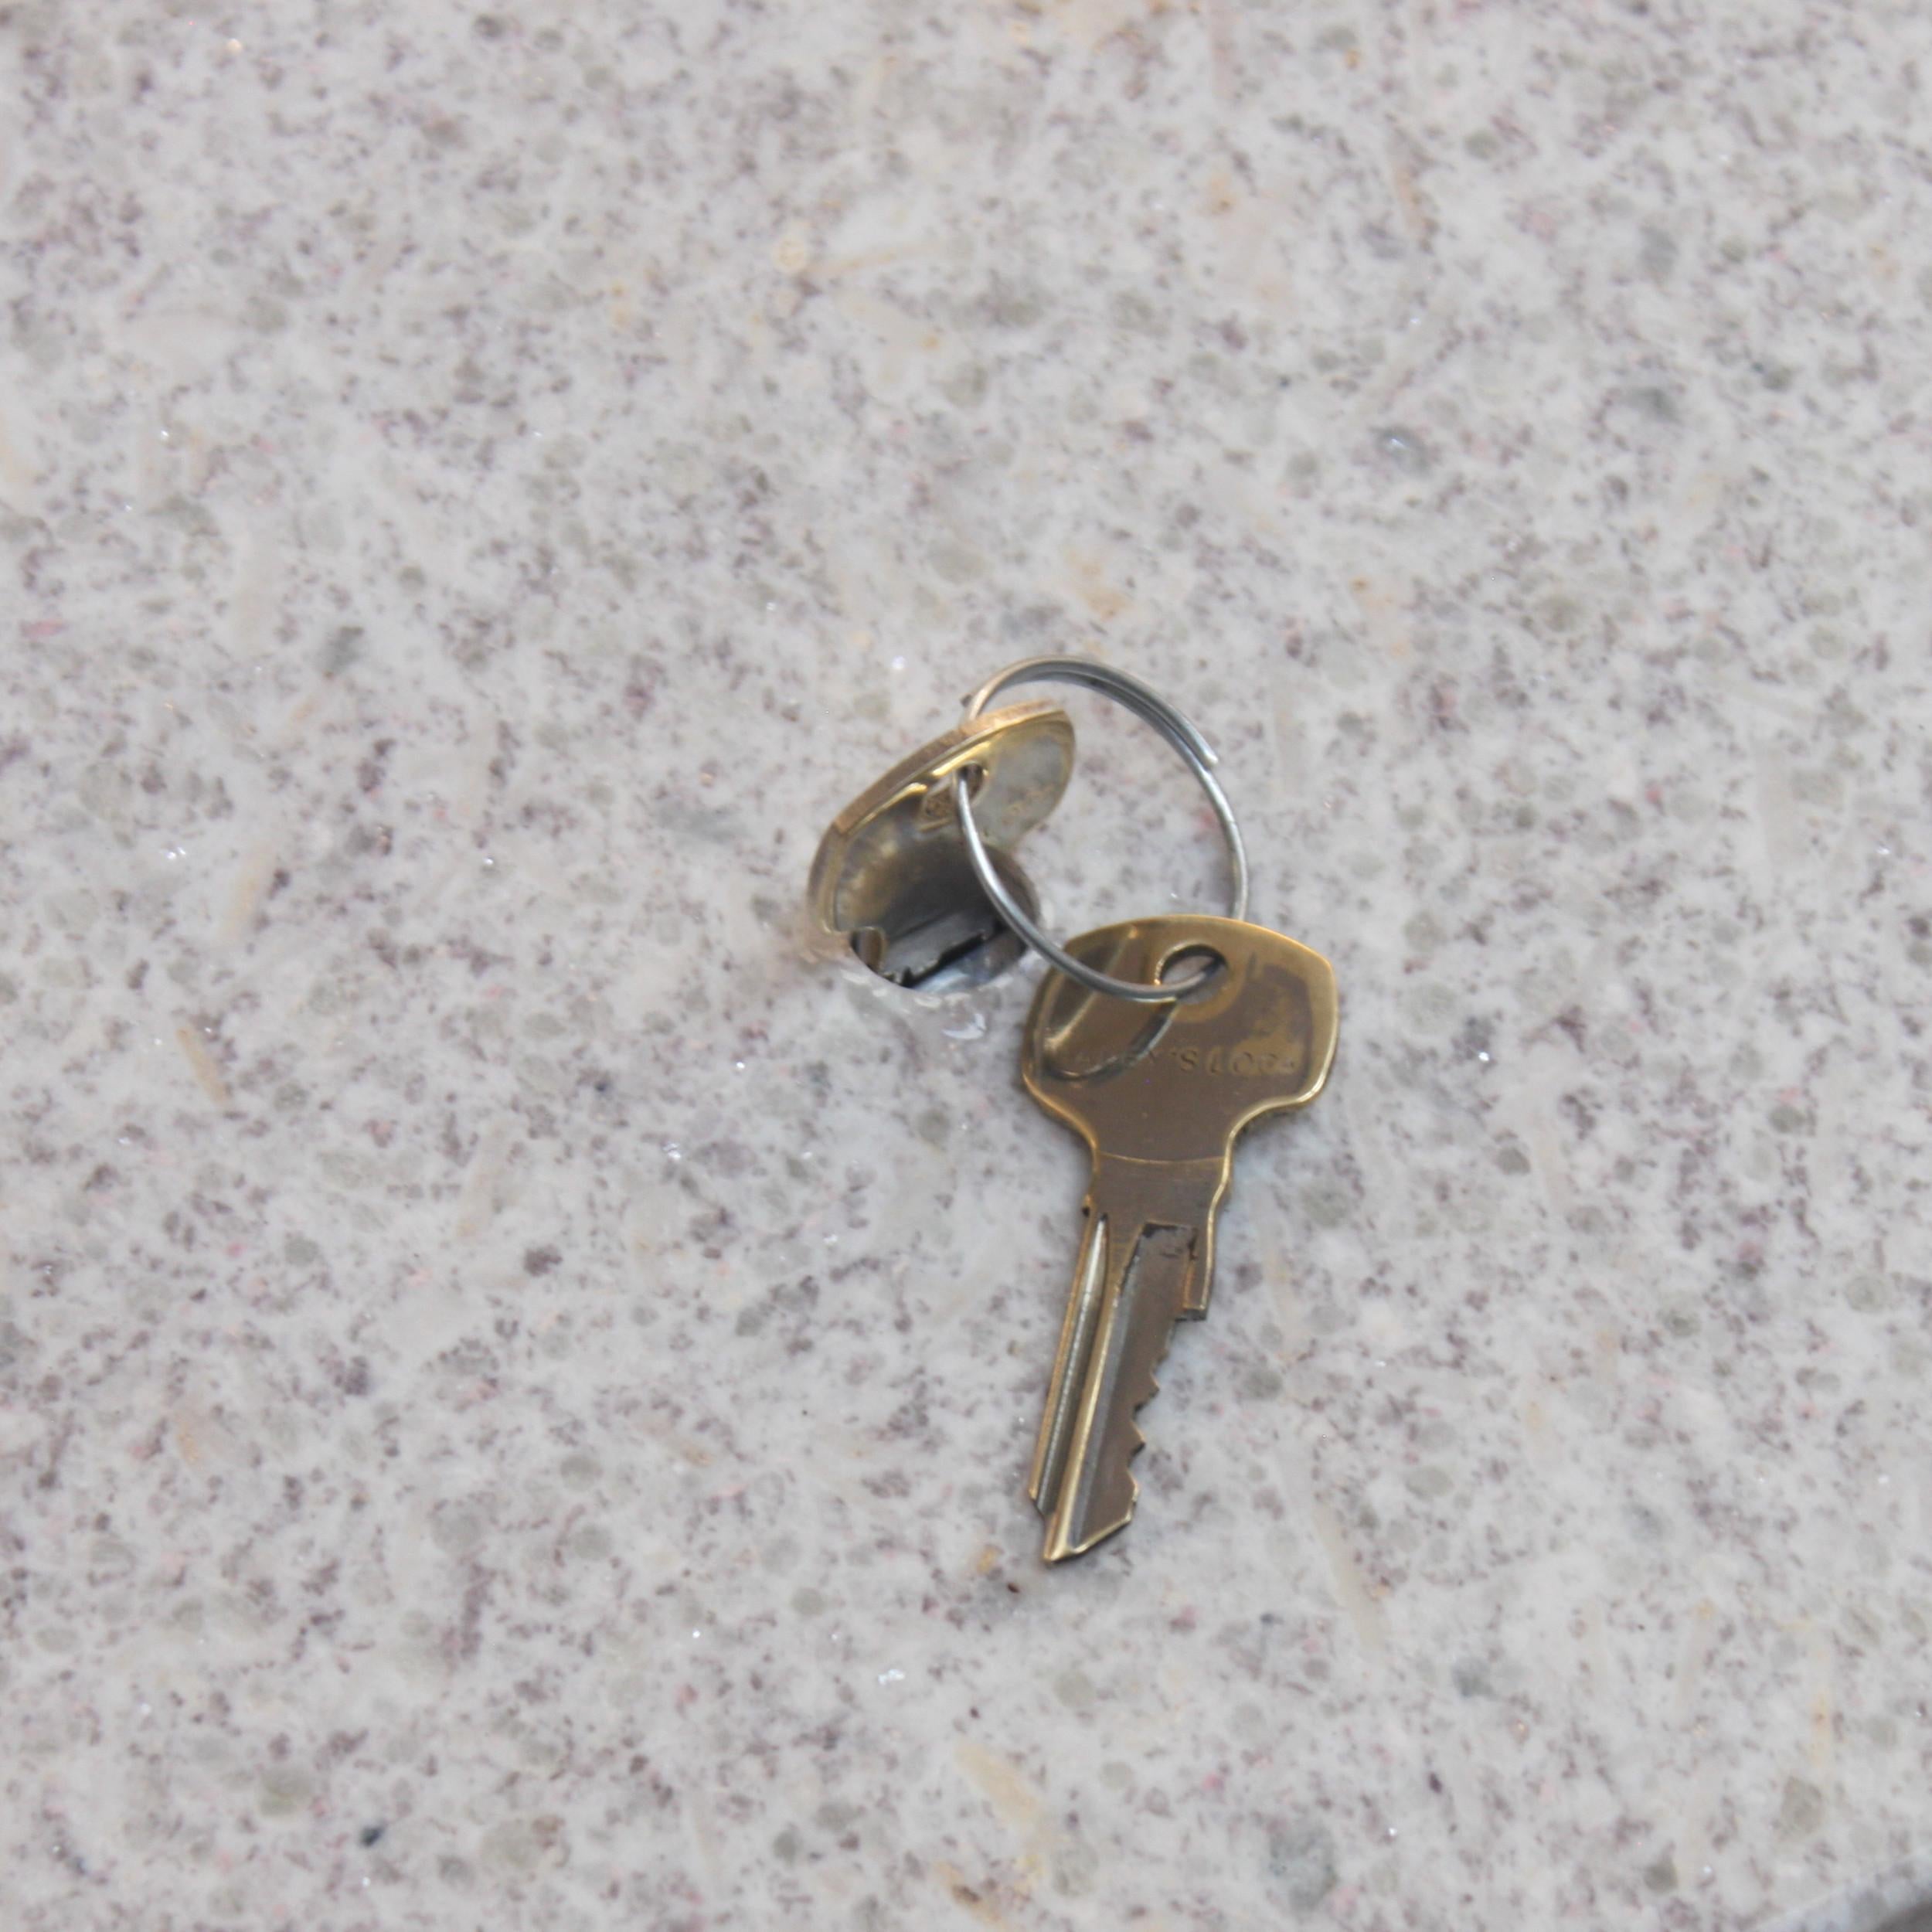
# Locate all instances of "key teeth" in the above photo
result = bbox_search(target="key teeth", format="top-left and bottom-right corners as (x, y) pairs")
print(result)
(1039, 1340), (1174, 1563)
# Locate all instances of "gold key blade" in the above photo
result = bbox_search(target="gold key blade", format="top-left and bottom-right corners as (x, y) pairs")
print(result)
(1022, 915), (1338, 1561)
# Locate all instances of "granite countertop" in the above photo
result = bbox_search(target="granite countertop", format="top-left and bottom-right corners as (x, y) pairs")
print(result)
(5, 2), (1930, 1927)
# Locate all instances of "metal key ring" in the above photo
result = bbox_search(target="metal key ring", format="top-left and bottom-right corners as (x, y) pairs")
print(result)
(954, 656), (1250, 1004)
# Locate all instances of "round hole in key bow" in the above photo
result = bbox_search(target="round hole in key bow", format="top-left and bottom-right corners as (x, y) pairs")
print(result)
(1157, 944), (1227, 997)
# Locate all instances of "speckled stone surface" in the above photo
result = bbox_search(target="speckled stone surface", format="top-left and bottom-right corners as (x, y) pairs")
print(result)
(5, 2), (1932, 1928)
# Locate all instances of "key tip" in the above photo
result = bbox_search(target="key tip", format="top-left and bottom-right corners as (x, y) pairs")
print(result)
(1039, 1498), (1135, 1563)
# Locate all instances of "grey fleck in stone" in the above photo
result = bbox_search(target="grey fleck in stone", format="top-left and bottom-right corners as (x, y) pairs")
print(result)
(1451, 1658), (1492, 1698)
(1403, 912), (1442, 955)
(773, 1825), (801, 1863)
(1054, 1666), (1098, 1713)
(1642, 1853), (1677, 1893)
(1627, 1502), (1667, 1542)
(1768, 1104), (1811, 1135)
(1112, 289), (1165, 335)
(1404, 1465), (1453, 1499)
(1495, 1142), (1530, 1175)
(1661, 1299), (1701, 1338)
(432, 1502), (487, 1556)
(658, 798), (740, 843)
(1847, 1275), (1893, 1313)
(1266, 1816), (1337, 1914)
(940, 363), (988, 408)
(91, 1533), (136, 1577)
(1301, 1180), (1352, 1229)
(243, 293), (289, 332)
(259, 1765), (315, 1817)
(560, 1451), (600, 1488)
(1375, 426), (1432, 474)
(566, 1522), (611, 1561)
(321, 626), (365, 675)
(1790, 767), (1843, 808)
(791, 1587), (827, 1617)
(50, 888), (98, 936)
(481, 1818), (542, 1871)
(913, 1105), (951, 1148)
(930, 537), (986, 585)
(1538, 593), (1583, 634)
(1640, 227), (1677, 281)
(1241, 1363), (1284, 1401)
(1623, 384), (1680, 424)
(1405, 983), (1456, 1033)
(1777, 1777), (1825, 1841)
(982, 280), (1045, 329)
(514, 1059), (566, 1103)
(1052, 1838), (1100, 1897)
(9, 298), (65, 371)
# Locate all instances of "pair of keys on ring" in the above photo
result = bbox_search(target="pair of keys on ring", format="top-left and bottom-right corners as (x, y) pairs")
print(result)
(809, 657), (1339, 1563)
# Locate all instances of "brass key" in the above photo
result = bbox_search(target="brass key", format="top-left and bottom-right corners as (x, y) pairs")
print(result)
(1022, 914), (1338, 1561)
(808, 702), (1073, 993)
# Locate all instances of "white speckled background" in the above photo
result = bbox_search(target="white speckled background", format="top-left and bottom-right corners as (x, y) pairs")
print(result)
(5, 2), (1931, 1928)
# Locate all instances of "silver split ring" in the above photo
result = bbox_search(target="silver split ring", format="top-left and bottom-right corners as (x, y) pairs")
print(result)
(953, 656), (1250, 1004)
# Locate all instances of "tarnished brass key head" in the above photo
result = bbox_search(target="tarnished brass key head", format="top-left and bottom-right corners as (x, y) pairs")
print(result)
(1022, 914), (1338, 1561)
(808, 702), (1074, 993)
